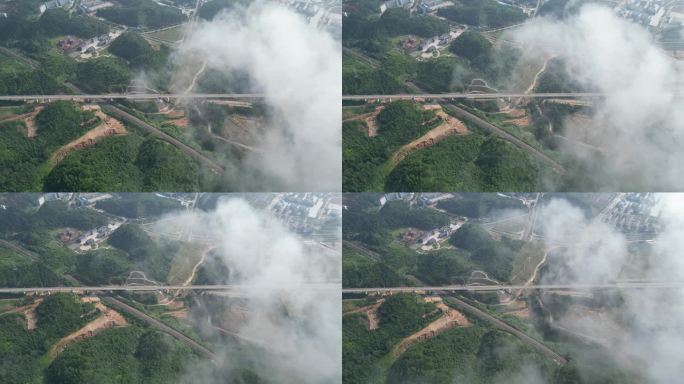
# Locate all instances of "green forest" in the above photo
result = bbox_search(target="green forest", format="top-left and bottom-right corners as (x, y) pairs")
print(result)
(0, 292), (198, 384)
(342, 194), (544, 288)
(96, 0), (187, 28)
(342, 0), (526, 95)
(343, 100), (542, 192)
(0, 100), (202, 192)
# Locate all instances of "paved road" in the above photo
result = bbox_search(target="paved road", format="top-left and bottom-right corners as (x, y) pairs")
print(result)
(0, 239), (40, 262)
(444, 104), (567, 174)
(0, 92), (609, 102)
(343, 92), (606, 101)
(343, 241), (382, 262)
(0, 283), (340, 294)
(102, 104), (226, 174)
(342, 281), (684, 294)
(102, 296), (217, 360)
(0, 46), (40, 70)
(523, 193), (542, 241)
(445, 295), (567, 364)
(60, 273), (218, 360)
(0, 93), (266, 101)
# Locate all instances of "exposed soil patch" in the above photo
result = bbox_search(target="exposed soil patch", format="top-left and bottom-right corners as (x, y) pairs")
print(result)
(343, 106), (384, 137)
(169, 117), (190, 128)
(157, 105), (185, 118)
(555, 305), (624, 348)
(23, 303), (39, 330)
(560, 113), (610, 151)
(166, 308), (189, 318)
(390, 105), (468, 166)
(0, 106), (43, 137)
(526, 57), (551, 94)
(344, 299), (385, 330)
(391, 297), (470, 358)
(2, 299), (43, 330)
(49, 298), (127, 358)
(49, 105), (127, 164)
(505, 116), (532, 127)
(218, 114), (263, 146)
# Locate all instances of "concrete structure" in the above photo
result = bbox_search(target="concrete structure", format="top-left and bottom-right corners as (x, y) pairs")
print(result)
(380, 0), (412, 14)
(39, 0), (72, 15)
(78, 0), (114, 14)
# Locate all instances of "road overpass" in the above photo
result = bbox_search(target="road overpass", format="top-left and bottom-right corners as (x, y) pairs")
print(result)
(0, 92), (614, 102)
(342, 92), (607, 101)
(342, 281), (684, 294)
(0, 93), (267, 101)
(5, 282), (679, 295)
(0, 283), (340, 294)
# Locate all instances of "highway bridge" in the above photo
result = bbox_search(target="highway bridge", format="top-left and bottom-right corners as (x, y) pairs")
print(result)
(342, 281), (684, 294)
(0, 283), (340, 294)
(4, 282), (681, 295)
(0, 93), (267, 101)
(342, 92), (607, 101)
(0, 92), (609, 102)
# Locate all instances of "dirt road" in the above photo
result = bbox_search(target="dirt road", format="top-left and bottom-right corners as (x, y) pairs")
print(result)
(343, 106), (384, 137)
(49, 300), (127, 358)
(50, 106), (127, 164)
(1, 299), (42, 329)
(391, 297), (469, 358)
(526, 57), (551, 95)
(390, 105), (468, 166)
(343, 299), (385, 330)
(0, 106), (42, 137)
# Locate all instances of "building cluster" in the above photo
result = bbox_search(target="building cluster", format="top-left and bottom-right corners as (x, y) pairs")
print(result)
(264, 193), (340, 242)
(76, 226), (113, 249)
(39, 0), (72, 15)
(75, 193), (112, 207)
(671, 6), (684, 24)
(417, 193), (454, 206)
(417, 0), (454, 14)
(379, 0), (412, 14)
(616, 0), (669, 27)
(77, 0), (114, 14)
(379, 193), (414, 207)
(601, 193), (661, 234)
(57, 228), (82, 244)
(57, 37), (83, 53)
(37, 193), (73, 207)
(57, 33), (114, 55)
(399, 28), (464, 59)
(274, 0), (342, 38)
(57, 225), (111, 249)
(399, 225), (454, 247)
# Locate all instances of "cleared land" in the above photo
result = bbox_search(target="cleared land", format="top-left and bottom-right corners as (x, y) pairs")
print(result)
(391, 297), (469, 358)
